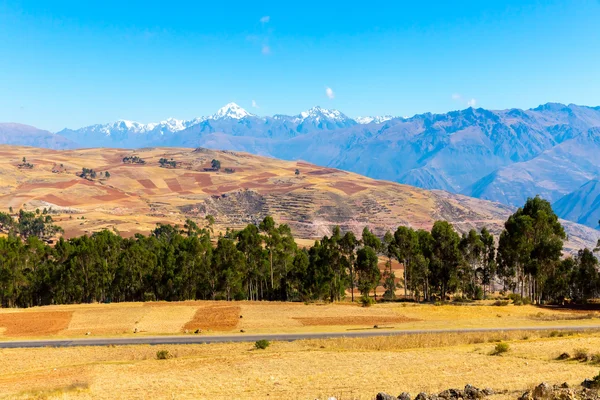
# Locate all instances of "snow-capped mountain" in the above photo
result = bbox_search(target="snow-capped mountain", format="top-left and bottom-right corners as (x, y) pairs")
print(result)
(210, 103), (254, 120)
(355, 115), (395, 124)
(7, 102), (600, 231)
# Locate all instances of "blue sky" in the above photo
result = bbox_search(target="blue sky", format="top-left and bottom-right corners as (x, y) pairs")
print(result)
(1, 0), (599, 131)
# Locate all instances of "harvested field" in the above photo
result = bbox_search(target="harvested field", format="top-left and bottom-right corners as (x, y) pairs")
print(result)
(39, 193), (78, 206)
(137, 179), (157, 189)
(164, 178), (183, 192)
(293, 315), (418, 326)
(330, 181), (367, 195)
(183, 304), (241, 331)
(0, 311), (72, 336)
(137, 305), (198, 333)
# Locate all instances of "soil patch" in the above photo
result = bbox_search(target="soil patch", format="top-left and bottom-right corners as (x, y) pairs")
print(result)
(293, 315), (418, 326)
(0, 311), (73, 336)
(40, 194), (78, 207)
(165, 178), (183, 192)
(331, 182), (367, 195)
(137, 179), (158, 189)
(306, 168), (340, 176)
(183, 305), (241, 331)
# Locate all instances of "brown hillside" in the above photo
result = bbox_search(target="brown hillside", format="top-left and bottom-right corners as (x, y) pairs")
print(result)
(0, 145), (597, 251)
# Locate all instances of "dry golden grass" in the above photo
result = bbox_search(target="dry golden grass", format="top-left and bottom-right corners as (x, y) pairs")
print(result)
(1, 301), (599, 339)
(1, 331), (600, 399)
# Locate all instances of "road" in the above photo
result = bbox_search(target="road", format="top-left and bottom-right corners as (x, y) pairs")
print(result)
(1, 325), (599, 348)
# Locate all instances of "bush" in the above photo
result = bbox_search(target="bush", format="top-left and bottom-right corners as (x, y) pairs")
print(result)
(493, 300), (509, 306)
(156, 350), (172, 360)
(590, 353), (600, 364)
(508, 293), (531, 306)
(255, 340), (270, 350)
(574, 348), (590, 362)
(360, 295), (375, 307)
(491, 342), (510, 355)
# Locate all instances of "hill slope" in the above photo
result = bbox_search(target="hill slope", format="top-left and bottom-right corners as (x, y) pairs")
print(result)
(0, 145), (597, 251)
(553, 179), (600, 229)
(3, 103), (600, 230)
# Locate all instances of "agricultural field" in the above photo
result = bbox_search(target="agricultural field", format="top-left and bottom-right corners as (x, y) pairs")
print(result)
(1, 327), (600, 399)
(0, 301), (599, 339)
(0, 145), (597, 251)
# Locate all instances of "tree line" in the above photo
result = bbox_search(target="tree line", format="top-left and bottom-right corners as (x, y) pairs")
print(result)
(0, 196), (598, 308)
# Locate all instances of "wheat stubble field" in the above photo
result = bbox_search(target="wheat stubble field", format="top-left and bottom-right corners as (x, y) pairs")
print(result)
(1, 301), (600, 399)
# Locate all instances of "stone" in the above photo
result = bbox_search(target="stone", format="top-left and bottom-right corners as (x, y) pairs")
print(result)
(557, 353), (571, 360)
(398, 392), (412, 400)
(415, 392), (430, 400)
(375, 393), (397, 400)
(533, 382), (552, 399)
(518, 390), (533, 400)
(439, 389), (463, 399)
(464, 385), (483, 399)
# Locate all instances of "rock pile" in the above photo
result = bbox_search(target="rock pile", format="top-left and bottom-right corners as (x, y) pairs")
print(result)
(375, 382), (600, 400)
(519, 382), (599, 400)
(376, 385), (494, 400)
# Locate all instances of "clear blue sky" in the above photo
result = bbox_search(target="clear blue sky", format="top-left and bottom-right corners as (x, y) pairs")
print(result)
(1, 0), (599, 131)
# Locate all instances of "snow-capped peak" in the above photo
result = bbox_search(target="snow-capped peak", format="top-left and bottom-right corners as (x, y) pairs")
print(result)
(297, 106), (348, 122)
(212, 102), (253, 120)
(354, 115), (394, 124)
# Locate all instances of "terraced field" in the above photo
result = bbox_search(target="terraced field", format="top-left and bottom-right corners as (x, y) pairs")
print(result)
(0, 145), (598, 250)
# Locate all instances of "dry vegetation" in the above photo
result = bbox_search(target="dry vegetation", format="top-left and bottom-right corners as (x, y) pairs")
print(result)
(2, 330), (600, 399)
(0, 145), (595, 250)
(0, 301), (599, 339)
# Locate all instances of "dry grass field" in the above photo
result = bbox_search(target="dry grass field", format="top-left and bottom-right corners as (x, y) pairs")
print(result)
(2, 330), (600, 399)
(0, 301), (599, 339)
(0, 145), (597, 250)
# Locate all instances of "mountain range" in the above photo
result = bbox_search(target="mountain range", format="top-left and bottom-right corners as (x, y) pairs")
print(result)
(2, 102), (599, 229)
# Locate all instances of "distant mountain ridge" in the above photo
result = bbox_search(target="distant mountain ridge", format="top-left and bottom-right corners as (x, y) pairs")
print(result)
(2, 102), (600, 229)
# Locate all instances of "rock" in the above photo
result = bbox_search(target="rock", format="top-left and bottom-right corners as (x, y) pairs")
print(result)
(581, 379), (594, 389)
(464, 384), (484, 399)
(375, 393), (396, 400)
(533, 382), (552, 399)
(518, 390), (533, 400)
(557, 353), (571, 360)
(438, 389), (463, 399)
(482, 388), (495, 396)
(560, 383), (570, 389)
(398, 392), (411, 400)
(415, 392), (430, 400)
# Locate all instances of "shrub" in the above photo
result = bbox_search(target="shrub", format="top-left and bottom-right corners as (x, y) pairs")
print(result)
(574, 348), (590, 362)
(360, 295), (375, 307)
(491, 342), (510, 355)
(255, 340), (270, 350)
(590, 353), (600, 364)
(156, 350), (172, 360)
(493, 300), (509, 306)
